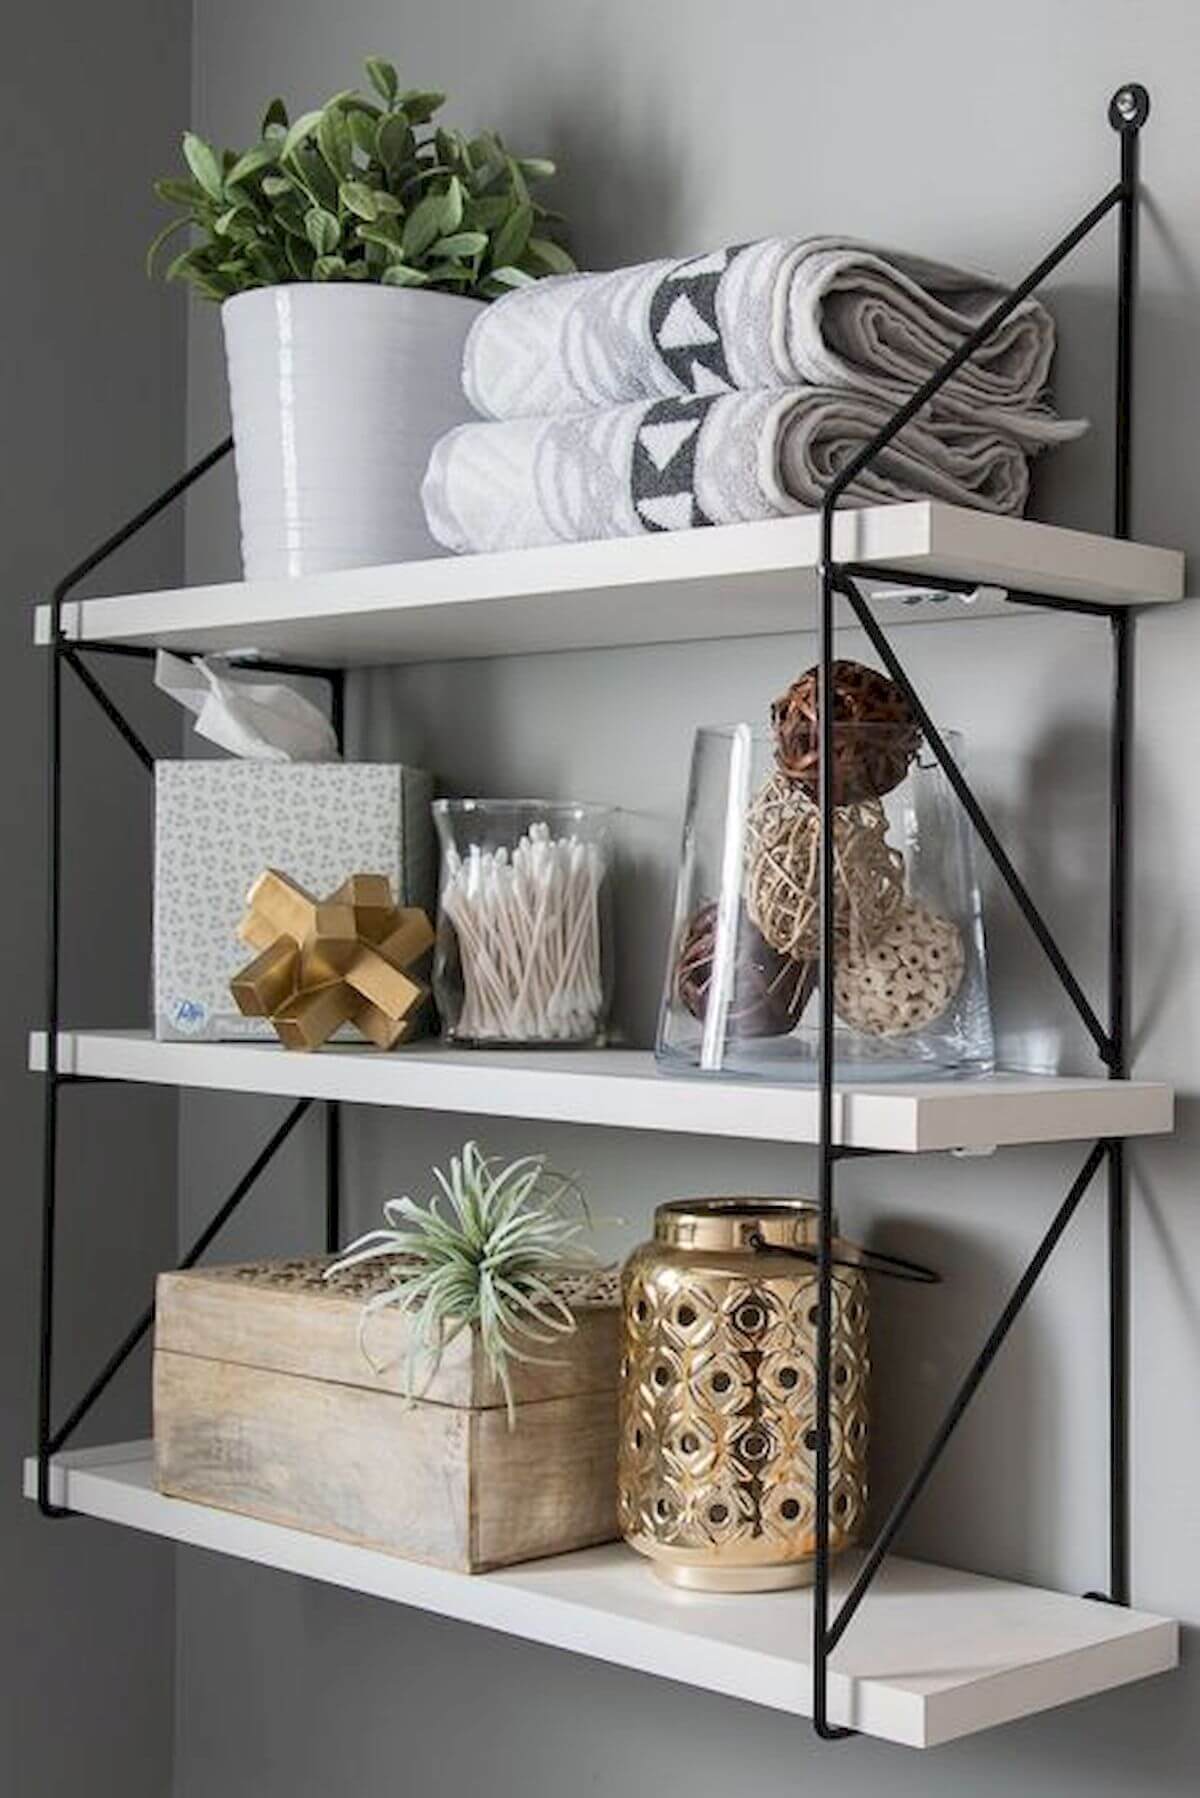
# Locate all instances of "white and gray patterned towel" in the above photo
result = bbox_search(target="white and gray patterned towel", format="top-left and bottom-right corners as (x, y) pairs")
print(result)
(422, 388), (1038, 555)
(461, 238), (1084, 446)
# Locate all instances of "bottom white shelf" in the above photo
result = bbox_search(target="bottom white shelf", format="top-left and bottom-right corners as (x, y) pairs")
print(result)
(26, 1443), (1177, 1749)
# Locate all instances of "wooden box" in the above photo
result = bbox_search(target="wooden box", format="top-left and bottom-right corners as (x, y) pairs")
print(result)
(153, 1256), (621, 1572)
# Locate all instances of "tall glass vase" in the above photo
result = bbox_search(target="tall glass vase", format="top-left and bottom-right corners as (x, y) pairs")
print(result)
(655, 724), (993, 1080)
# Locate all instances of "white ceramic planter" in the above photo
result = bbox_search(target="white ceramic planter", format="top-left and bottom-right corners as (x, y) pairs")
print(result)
(221, 286), (482, 578)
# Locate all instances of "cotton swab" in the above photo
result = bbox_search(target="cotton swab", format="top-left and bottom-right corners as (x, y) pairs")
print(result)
(440, 821), (607, 1042)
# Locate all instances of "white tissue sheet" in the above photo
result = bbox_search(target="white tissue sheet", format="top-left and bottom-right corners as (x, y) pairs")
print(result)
(155, 651), (340, 762)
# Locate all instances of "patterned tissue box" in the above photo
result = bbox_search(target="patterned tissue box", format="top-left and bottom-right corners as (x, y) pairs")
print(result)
(153, 761), (434, 1041)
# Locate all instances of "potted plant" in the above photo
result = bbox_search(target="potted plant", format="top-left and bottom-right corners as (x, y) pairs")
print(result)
(151, 56), (575, 578)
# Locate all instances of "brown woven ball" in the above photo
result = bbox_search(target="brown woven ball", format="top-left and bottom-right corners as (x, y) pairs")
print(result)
(744, 773), (906, 962)
(834, 897), (965, 1037)
(675, 902), (815, 1038)
(771, 659), (920, 803)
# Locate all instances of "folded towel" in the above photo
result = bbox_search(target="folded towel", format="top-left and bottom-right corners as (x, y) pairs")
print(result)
(462, 238), (1082, 448)
(422, 388), (1039, 556)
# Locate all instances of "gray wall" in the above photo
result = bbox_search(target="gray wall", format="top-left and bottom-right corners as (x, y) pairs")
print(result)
(1, 2), (191, 1794)
(179, 3), (1200, 1795)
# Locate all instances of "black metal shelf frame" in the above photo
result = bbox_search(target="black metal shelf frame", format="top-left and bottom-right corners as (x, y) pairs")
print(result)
(34, 83), (1151, 1745)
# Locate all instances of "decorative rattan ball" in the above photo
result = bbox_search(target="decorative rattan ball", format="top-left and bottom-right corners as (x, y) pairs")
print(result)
(675, 902), (815, 1038)
(744, 772), (906, 962)
(834, 897), (965, 1037)
(771, 659), (920, 804)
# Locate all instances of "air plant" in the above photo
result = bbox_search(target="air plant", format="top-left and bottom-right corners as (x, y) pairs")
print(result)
(325, 1141), (600, 1423)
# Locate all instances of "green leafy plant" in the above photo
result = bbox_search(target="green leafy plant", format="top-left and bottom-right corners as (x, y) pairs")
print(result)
(149, 55), (575, 302)
(325, 1141), (603, 1421)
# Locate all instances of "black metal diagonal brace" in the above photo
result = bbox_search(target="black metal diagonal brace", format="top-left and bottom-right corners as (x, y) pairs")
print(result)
(61, 647), (156, 772)
(827, 1141), (1106, 1655)
(838, 570), (1114, 1062)
(43, 1099), (312, 1474)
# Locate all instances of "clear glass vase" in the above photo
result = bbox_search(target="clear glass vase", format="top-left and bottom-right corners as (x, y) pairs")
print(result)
(433, 799), (615, 1047)
(655, 725), (993, 1080)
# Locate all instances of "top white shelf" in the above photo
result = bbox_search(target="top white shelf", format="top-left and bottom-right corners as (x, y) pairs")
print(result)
(35, 503), (1184, 668)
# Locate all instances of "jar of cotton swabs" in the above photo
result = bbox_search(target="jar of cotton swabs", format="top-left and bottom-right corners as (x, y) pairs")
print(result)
(432, 800), (615, 1047)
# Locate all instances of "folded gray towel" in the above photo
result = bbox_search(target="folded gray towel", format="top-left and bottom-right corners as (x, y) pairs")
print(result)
(461, 238), (1084, 447)
(422, 388), (1040, 555)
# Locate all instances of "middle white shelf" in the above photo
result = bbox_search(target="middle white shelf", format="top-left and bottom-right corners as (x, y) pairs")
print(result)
(30, 1030), (1172, 1153)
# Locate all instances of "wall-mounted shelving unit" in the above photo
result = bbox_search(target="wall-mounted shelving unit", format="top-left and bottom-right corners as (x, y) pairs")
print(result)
(29, 82), (1185, 1751)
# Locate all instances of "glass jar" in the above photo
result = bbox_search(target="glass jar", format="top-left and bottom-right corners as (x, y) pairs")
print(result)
(619, 1198), (870, 1591)
(656, 724), (993, 1080)
(432, 799), (614, 1047)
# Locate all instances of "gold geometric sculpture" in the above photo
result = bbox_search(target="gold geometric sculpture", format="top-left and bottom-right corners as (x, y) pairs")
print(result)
(230, 869), (433, 1052)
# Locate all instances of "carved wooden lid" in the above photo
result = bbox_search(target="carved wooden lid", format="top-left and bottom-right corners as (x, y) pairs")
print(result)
(181, 1255), (621, 1309)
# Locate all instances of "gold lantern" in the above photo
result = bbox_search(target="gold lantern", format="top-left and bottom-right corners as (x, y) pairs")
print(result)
(618, 1198), (870, 1592)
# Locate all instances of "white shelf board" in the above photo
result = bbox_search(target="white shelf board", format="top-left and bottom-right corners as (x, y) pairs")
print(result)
(33, 503), (1184, 667)
(25, 1443), (1177, 1748)
(29, 1031), (1173, 1153)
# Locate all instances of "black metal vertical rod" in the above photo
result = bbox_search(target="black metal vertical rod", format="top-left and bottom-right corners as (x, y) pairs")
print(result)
(330, 668), (346, 754)
(47, 1099), (313, 1458)
(325, 1102), (342, 1254)
(828, 1140), (1107, 1652)
(811, 536), (853, 1739)
(325, 667), (346, 1255)
(1113, 93), (1142, 541)
(1106, 1132), (1128, 1605)
(1104, 83), (1145, 1608)
(1109, 631), (1133, 1071)
(1107, 609), (1133, 1609)
(37, 640), (68, 1517)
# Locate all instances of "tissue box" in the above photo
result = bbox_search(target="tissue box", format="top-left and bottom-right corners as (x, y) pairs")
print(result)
(154, 761), (434, 1041)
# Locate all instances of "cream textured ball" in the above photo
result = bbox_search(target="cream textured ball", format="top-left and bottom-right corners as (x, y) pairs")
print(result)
(743, 773), (905, 963)
(834, 898), (965, 1037)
